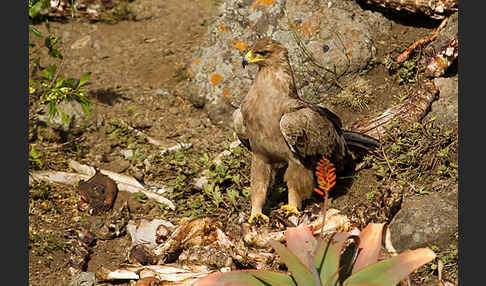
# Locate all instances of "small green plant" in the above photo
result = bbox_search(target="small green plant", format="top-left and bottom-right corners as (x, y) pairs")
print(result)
(366, 190), (377, 201)
(329, 78), (373, 111)
(29, 0), (92, 125)
(32, 67), (92, 124)
(414, 186), (429, 195)
(364, 118), (458, 191)
(383, 52), (424, 85)
(134, 191), (149, 204)
(30, 181), (52, 200)
(29, 145), (43, 167)
(29, 226), (67, 256)
(417, 244), (458, 284)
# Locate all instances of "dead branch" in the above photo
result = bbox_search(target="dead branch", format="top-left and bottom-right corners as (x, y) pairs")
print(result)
(396, 16), (449, 63)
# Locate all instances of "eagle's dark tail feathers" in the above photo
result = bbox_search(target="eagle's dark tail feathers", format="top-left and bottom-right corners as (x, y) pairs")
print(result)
(342, 131), (380, 151)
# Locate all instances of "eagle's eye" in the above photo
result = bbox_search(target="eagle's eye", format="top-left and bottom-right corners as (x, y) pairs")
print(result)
(255, 50), (270, 57)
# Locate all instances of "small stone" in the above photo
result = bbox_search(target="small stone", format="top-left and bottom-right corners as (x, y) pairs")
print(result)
(38, 100), (89, 133)
(96, 115), (104, 127)
(120, 149), (134, 160)
(71, 35), (92, 50)
(155, 89), (169, 96)
(143, 158), (152, 170)
(194, 176), (208, 190)
(70, 272), (95, 286)
(102, 158), (130, 173)
(92, 41), (101, 50)
(129, 166), (145, 181)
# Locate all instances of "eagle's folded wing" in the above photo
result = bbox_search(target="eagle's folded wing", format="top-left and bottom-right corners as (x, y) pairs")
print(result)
(279, 107), (348, 170)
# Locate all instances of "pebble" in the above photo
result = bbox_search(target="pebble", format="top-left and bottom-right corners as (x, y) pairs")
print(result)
(70, 272), (95, 286)
(71, 35), (92, 50)
(155, 89), (169, 96)
(120, 149), (134, 160)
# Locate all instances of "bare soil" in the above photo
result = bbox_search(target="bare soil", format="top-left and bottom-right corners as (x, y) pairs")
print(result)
(28, 1), (457, 285)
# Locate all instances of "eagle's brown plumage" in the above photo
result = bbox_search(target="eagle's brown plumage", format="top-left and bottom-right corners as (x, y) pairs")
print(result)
(234, 38), (379, 223)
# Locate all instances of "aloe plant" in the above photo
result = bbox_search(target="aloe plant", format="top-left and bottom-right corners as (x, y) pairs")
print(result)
(195, 156), (435, 286)
(195, 223), (435, 286)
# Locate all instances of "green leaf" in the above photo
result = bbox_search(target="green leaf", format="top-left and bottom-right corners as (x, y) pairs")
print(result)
(269, 240), (315, 286)
(55, 79), (64, 88)
(323, 269), (340, 286)
(30, 26), (43, 37)
(251, 271), (297, 286)
(343, 248), (436, 286)
(347, 283), (381, 286)
(48, 47), (63, 59)
(194, 270), (269, 286)
(314, 232), (350, 286)
(45, 19), (51, 33)
(80, 102), (90, 117)
(29, 145), (43, 167)
(44, 64), (57, 80)
(71, 0), (78, 12)
(78, 72), (91, 88)
(48, 101), (58, 120)
(29, 145), (41, 159)
(59, 109), (71, 126)
(29, 1), (42, 19)
(64, 78), (77, 87)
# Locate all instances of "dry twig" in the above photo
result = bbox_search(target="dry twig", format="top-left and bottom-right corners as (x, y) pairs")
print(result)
(396, 17), (449, 63)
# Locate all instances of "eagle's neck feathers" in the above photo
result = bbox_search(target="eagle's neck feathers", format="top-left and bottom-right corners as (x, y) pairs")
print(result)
(254, 57), (298, 100)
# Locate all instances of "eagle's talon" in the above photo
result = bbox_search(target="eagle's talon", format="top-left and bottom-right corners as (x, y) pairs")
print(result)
(280, 204), (301, 216)
(248, 212), (269, 224)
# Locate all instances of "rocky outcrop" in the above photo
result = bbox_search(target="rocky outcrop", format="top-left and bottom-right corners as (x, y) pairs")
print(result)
(184, 0), (392, 128)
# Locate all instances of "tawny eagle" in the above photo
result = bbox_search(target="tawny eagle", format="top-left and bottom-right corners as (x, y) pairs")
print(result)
(233, 38), (379, 223)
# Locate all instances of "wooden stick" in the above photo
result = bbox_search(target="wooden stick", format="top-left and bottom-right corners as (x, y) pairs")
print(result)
(396, 17), (449, 63)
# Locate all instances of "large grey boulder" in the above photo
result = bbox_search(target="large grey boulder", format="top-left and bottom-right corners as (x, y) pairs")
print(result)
(389, 184), (458, 252)
(185, 0), (392, 128)
(424, 75), (458, 129)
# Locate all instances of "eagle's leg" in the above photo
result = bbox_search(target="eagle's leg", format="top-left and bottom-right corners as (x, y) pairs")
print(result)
(282, 160), (314, 216)
(248, 154), (272, 224)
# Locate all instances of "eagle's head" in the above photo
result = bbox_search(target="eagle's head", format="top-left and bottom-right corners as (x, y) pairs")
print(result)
(242, 38), (288, 69)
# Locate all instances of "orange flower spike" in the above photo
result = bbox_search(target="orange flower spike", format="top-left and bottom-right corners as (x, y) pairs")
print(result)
(314, 156), (336, 197)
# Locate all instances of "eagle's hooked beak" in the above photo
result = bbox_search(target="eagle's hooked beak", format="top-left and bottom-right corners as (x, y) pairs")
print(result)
(242, 55), (250, 69)
(242, 50), (264, 68)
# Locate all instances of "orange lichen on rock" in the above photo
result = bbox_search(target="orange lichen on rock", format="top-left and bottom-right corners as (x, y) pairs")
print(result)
(252, 0), (275, 11)
(217, 24), (226, 32)
(296, 21), (312, 38)
(210, 74), (223, 86)
(295, 16), (321, 39)
(235, 41), (248, 53)
(223, 89), (231, 97)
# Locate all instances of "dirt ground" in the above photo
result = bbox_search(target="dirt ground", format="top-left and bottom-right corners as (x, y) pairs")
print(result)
(28, 1), (457, 285)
